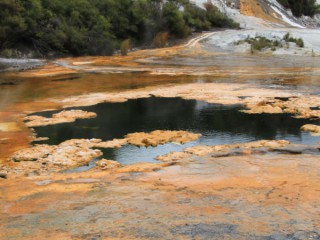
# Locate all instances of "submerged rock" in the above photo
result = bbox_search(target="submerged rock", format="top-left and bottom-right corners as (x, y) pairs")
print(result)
(156, 140), (291, 162)
(126, 130), (201, 147)
(156, 152), (192, 162)
(24, 110), (97, 127)
(272, 144), (320, 154)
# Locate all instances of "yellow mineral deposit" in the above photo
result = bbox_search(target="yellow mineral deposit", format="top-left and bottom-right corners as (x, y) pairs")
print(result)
(0, 122), (21, 132)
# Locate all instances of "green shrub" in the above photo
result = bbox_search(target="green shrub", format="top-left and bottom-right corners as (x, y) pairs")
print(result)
(120, 39), (131, 56)
(283, 33), (304, 48)
(237, 36), (275, 51)
(295, 38), (304, 48)
(1, 49), (13, 58)
(283, 32), (290, 41)
(236, 36), (285, 53)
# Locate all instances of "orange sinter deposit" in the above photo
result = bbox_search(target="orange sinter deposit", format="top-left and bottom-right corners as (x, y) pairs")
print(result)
(240, 0), (283, 25)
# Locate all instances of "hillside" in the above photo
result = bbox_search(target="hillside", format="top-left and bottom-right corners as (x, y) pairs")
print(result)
(0, 0), (238, 58)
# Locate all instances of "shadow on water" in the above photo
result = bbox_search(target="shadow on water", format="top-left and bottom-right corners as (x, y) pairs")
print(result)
(33, 97), (320, 167)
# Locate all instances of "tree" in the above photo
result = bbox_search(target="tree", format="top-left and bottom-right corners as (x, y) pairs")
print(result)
(277, 0), (320, 17)
(163, 2), (189, 38)
(0, 0), (26, 48)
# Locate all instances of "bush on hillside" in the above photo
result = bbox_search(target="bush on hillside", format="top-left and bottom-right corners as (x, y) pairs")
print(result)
(283, 33), (304, 47)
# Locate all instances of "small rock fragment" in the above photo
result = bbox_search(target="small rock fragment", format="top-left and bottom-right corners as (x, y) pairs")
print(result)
(0, 172), (7, 179)
(93, 138), (128, 148)
(95, 159), (122, 170)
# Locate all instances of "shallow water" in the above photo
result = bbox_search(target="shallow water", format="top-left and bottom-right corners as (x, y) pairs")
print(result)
(32, 97), (319, 168)
(1, 53), (320, 111)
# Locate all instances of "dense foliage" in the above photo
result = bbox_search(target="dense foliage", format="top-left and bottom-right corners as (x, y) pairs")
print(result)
(277, 0), (320, 17)
(0, 0), (239, 57)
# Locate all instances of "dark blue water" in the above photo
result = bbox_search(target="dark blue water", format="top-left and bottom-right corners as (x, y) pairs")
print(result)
(32, 97), (320, 166)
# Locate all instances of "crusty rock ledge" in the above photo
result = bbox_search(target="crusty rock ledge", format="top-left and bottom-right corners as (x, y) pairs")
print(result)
(126, 130), (201, 147)
(24, 110), (97, 127)
(301, 124), (320, 135)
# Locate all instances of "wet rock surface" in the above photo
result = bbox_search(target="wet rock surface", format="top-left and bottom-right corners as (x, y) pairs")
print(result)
(155, 140), (320, 173)
(156, 140), (293, 162)
(272, 144), (320, 154)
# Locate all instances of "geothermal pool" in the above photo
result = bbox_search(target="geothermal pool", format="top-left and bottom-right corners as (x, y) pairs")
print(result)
(30, 97), (320, 169)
